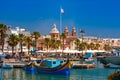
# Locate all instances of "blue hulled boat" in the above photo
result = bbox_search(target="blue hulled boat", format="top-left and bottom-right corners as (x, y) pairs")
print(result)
(2, 63), (13, 69)
(36, 60), (72, 75)
(23, 59), (72, 75)
(23, 62), (37, 73)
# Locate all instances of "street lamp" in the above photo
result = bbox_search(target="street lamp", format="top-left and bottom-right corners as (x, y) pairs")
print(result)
(80, 29), (85, 80)
(80, 29), (85, 44)
(80, 29), (85, 57)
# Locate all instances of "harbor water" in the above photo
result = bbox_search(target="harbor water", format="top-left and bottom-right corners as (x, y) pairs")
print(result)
(0, 61), (117, 80)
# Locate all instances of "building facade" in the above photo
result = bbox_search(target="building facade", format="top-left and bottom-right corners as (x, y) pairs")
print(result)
(3, 27), (31, 53)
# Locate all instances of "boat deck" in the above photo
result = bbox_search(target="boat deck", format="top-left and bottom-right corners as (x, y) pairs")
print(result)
(72, 61), (95, 69)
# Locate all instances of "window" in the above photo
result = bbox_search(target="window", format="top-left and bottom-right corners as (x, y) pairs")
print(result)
(53, 61), (56, 64)
(60, 61), (63, 63)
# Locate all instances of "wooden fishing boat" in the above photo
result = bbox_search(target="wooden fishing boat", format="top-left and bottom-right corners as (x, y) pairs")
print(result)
(107, 71), (120, 80)
(23, 62), (37, 73)
(23, 59), (72, 75)
(36, 60), (72, 75)
(2, 63), (13, 69)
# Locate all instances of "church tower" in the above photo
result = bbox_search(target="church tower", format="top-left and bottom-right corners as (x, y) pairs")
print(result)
(71, 27), (76, 37)
(64, 27), (69, 36)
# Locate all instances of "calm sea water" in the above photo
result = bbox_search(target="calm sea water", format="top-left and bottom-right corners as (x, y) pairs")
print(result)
(0, 61), (117, 80)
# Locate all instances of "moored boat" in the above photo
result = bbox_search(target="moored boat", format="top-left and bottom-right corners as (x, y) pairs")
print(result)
(36, 60), (72, 75)
(107, 71), (120, 80)
(23, 59), (72, 75)
(103, 56), (120, 65)
(23, 61), (37, 73)
(100, 50), (120, 68)
(104, 63), (120, 69)
(2, 63), (13, 69)
(84, 52), (94, 64)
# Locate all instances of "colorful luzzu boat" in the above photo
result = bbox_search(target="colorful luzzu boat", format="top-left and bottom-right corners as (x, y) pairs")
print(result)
(36, 59), (72, 75)
(23, 62), (37, 73)
(107, 71), (120, 80)
(23, 59), (72, 75)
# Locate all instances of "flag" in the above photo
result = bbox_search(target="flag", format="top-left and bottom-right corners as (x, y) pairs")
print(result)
(61, 8), (64, 14)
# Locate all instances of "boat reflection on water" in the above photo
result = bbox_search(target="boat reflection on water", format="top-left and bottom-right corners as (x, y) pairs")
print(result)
(0, 69), (70, 80)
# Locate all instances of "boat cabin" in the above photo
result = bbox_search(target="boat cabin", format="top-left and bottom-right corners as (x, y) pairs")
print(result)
(44, 59), (66, 68)
(85, 52), (93, 59)
(45, 59), (60, 68)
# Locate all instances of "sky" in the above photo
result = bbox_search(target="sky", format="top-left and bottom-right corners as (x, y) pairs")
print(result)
(0, 0), (120, 38)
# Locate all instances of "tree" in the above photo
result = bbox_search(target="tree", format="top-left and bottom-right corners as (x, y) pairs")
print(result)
(50, 38), (56, 50)
(74, 38), (80, 50)
(55, 40), (62, 49)
(0, 24), (8, 52)
(104, 44), (112, 51)
(95, 43), (100, 50)
(18, 34), (25, 54)
(8, 34), (18, 54)
(79, 42), (86, 50)
(60, 33), (66, 52)
(44, 38), (51, 51)
(25, 36), (33, 54)
(32, 31), (41, 51)
(89, 43), (95, 50)
(87, 44), (91, 50)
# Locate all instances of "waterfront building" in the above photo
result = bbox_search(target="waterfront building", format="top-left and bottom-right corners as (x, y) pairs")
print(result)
(36, 25), (77, 50)
(64, 27), (77, 49)
(7, 27), (30, 36)
(37, 35), (51, 50)
(36, 25), (120, 51)
(3, 27), (31, 53)
(103, 38), (120, 47)
(3, 24), (120, 54)
(82, 36), (104, 50)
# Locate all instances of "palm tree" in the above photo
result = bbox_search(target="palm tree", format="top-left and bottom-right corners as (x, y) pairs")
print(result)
(87, 43), (91, 50)
(0, 24), (8, 51)
(89, 43), (95, 50)
(18, 34), (25, 54)
(8, 34), (18, 54)
(55, 40), (62, 49)
(60, 33), (66, 53)
(25, 36), (33, 54)
(79, 42), (86, 50)
(83, 42), (88, 50)
(32, 31), (41, 51)
(95, 43), (100, 50)
(50, 38), (56, 50)
(104, 44), (112, 51)
(74, 38), (80, 50)
(44, 38), (51, 51)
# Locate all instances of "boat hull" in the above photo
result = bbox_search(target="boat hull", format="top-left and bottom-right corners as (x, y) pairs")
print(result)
(2, 65), (13, 69)
(104, 63), (120, 69)
(100, 56), (120, 65)
(37, 68), (70, 75)
(23, 60), (72, 75)
(107, 71), (120, 80)
(36, 61), (72, 75)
